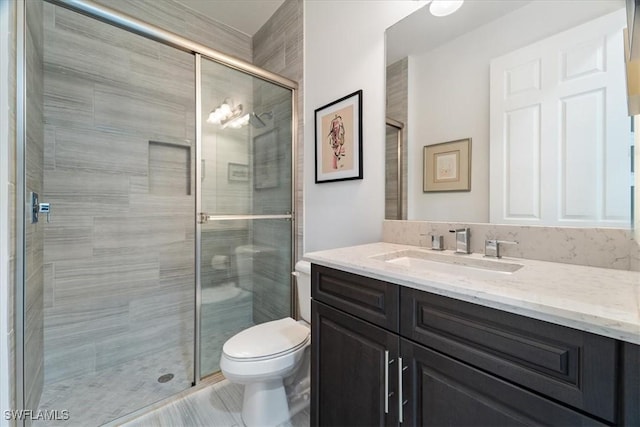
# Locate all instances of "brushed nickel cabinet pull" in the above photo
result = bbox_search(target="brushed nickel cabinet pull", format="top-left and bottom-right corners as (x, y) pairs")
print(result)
(384, 350), (389, 414)
(398, 357), (404, 423)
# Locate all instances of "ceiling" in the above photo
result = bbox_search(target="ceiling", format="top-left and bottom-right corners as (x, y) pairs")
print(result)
(177, 0), (286, 36)
(386, 0), (532, 65)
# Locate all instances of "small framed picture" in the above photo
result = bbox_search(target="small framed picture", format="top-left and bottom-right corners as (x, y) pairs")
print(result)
(423, 138), (471, 192)
(254, 129), (279, 190)
(228, 162), (249, 182)
(314, 90), (363, 183)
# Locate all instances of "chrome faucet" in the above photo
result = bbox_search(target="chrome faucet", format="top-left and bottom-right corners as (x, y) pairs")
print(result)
(449, 228), (471, 254)
(419, 233), (445, 250)
(484, 239), (518, 258)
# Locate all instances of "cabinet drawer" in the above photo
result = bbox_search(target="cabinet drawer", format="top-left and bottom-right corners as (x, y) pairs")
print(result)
(401, 288), (618, 423)
(401, 338), (607, 427)
(312, 264), (399, 332)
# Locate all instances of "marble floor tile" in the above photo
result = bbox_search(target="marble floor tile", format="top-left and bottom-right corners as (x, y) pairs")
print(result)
(119, 379), (309, 427)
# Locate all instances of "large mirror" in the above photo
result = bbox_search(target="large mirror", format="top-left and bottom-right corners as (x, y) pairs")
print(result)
(386, 0), (635, 228)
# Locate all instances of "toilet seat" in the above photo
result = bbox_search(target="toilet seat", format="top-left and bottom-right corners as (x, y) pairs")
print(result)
(222, 317), (310, 361)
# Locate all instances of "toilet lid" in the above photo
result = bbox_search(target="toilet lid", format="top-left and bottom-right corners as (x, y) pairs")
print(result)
(223, 317), (310, 360)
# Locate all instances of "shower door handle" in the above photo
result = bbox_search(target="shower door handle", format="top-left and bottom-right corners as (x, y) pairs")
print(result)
(31, 192), (51, 223)
(200, 214), (293, 221)
(39, 202), (51, 223)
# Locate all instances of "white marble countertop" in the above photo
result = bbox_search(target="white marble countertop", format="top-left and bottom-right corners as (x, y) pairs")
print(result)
(304, 242), (640, 345)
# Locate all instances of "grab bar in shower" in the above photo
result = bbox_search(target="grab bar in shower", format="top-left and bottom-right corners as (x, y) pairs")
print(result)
(198, 213), (293, 223)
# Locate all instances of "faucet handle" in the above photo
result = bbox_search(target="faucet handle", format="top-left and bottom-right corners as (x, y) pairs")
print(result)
(484, 239), (518, 258)
(430, 234), (444, 251)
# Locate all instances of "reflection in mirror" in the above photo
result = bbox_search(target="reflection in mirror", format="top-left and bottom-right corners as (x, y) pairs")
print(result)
(386, 0), (634, 228)
(386, 118), (404, 220)
(386, 57), (409, 220)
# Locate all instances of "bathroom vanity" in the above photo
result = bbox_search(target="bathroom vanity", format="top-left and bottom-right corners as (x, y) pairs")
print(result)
(306, 243), (640, 426)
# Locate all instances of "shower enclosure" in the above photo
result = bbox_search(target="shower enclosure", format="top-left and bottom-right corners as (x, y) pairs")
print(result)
(15, 0), (296, 425)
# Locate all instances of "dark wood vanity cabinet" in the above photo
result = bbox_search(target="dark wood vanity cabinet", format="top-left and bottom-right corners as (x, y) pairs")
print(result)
(312, 302), (399, 426)
(311, 264), (400, 426)
(311, 264), (640, 427)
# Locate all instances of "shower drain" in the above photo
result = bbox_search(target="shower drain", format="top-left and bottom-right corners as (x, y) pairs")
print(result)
(158, 373), (174, 383)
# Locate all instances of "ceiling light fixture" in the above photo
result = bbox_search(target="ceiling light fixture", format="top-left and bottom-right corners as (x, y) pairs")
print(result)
(429, 0), (464, 17)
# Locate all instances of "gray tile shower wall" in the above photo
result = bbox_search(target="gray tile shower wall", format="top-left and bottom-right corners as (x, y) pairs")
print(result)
(40, 2), (206, 386)
(251, 0), (303, 322)
(93, 0), (252, 63)
(25, 0), (45, 416)
(383, 220), (640, 271)
(253, 0), (304, 263)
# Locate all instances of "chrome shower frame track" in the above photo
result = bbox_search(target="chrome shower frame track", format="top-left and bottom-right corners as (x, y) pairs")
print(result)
(15, 0), (26, 422)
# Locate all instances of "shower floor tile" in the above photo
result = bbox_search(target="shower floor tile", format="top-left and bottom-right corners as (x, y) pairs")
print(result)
(34, 345), (194, 427)
(35, 283), (257, 426)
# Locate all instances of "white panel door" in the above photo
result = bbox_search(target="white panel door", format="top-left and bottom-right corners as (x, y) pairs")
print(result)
(490, 9), (631, 227)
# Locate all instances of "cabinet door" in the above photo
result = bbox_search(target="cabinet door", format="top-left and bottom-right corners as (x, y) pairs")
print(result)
(312, 301), (399, 427)
(401, 339), (607, 427)
(401, 287), (618, 422)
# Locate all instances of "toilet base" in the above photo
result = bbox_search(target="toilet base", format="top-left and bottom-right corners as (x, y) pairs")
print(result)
(242, 378), (289, 427)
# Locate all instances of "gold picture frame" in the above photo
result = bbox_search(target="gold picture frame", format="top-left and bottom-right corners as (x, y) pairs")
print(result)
(423, 138), (471, 192)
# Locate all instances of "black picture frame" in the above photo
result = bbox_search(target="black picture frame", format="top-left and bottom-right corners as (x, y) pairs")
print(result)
(314, 90), (363, 183)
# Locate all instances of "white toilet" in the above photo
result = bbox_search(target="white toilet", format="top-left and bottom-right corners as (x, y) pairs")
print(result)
(220, 260), (311, 427)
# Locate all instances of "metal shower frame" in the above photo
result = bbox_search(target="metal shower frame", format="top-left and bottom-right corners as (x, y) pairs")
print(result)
(15, 0), (298, 422)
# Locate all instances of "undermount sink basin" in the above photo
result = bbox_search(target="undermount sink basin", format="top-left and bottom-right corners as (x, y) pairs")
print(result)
(371, 249), (523, 275)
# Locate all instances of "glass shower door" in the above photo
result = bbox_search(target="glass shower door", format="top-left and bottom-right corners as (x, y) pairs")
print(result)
(198, 57), (293, 378)
(21, 3), (196, 425)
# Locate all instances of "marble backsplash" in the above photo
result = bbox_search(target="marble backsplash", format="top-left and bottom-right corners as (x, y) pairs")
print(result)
(383, 220), (640, 271)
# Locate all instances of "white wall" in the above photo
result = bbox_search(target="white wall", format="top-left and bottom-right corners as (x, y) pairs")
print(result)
(303, 0), (425, 253)
(407, 0), (623, 222)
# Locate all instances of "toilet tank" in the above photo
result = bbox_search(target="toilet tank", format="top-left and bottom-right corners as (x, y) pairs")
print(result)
(235, 245), (275, 292)
(294, 260), (311, 323)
